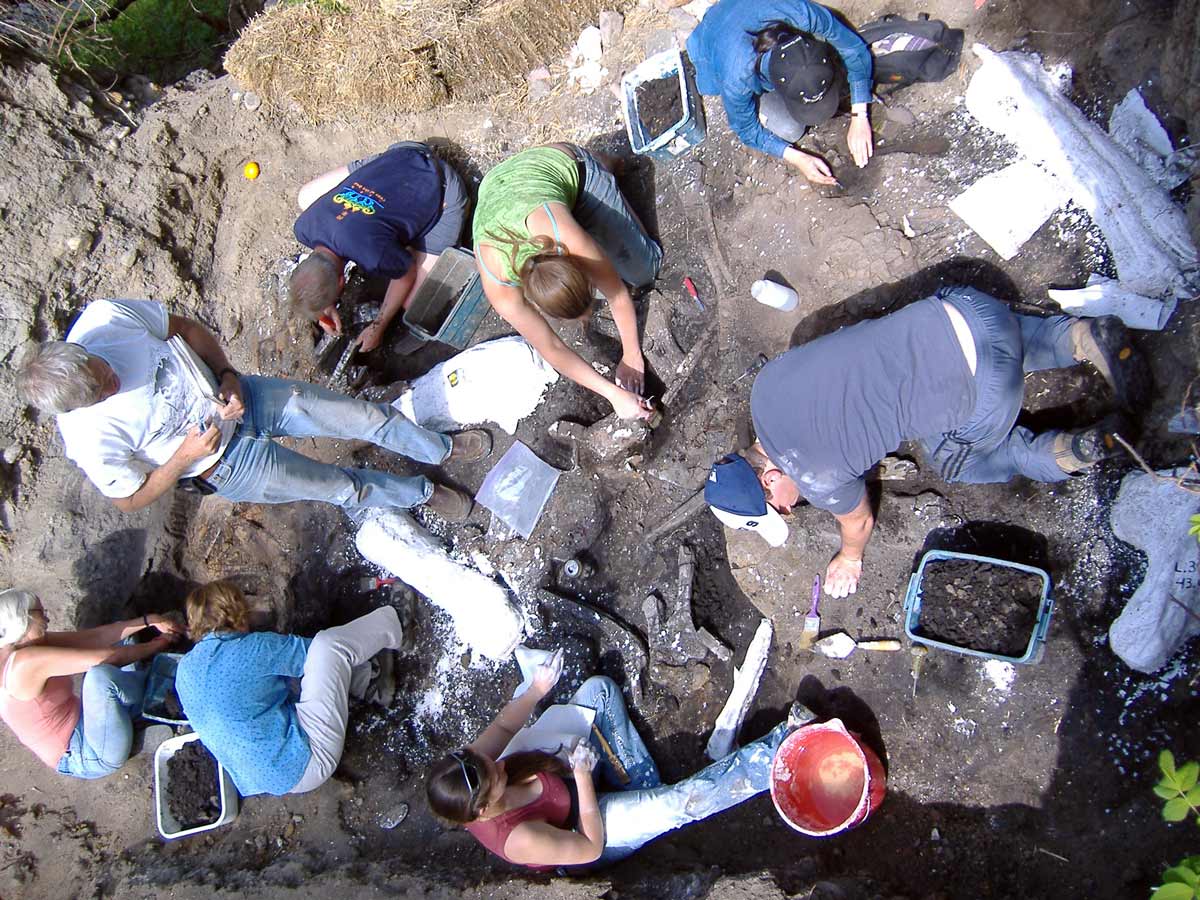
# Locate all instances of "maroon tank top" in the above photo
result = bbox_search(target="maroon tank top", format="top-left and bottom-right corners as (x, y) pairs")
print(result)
(465, 771), (572, 871)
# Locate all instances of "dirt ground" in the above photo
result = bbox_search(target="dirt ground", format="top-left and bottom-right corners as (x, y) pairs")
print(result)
(1, 0), (1198, 897)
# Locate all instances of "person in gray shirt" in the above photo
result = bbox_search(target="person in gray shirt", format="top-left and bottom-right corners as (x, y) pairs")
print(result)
(704, 285), (1145, 599)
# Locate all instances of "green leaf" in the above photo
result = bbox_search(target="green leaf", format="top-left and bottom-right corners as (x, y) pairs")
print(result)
(1182, 857), (1200, 872)
(1164, 867), (1200, 887)
(1187, 786), (1200, 805)
(1165, 797), (1192, 821)
(1152, 883), (1197, 900)
(1180, 763), (1200, 792)
(1157, 784), (1184, 800)
(1163, 751), (1179, 778)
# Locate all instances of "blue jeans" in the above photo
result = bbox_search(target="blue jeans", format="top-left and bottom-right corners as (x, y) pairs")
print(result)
(572, 148), (662, 289)
(57, 665), (147, 780)
(207, 375), (451, 509)
(569, 676), (788, 865)
(920, 286), (1078, 485)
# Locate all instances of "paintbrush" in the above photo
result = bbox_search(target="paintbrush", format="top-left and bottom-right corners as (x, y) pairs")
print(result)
(798, 574), (821, 651)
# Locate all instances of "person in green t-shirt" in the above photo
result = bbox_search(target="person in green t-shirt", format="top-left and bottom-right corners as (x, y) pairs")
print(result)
(473, 144), (662, 421)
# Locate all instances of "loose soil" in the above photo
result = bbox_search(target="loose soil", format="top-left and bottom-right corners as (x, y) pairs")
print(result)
(165, 741), (221, 830)
(0, 0), (1198, 898)
(917, 559), (1043, 657)
(636, 74), (683, 140)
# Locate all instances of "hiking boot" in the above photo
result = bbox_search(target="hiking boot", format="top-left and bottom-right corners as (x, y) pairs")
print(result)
(424, 483), (474, 522)
(390, 586), (420, 654)
(363, 651), (396, 709)
(447, 429), (493, 464)
(1070, 316), (1149, 408)
(1052, 414), (1127, 474)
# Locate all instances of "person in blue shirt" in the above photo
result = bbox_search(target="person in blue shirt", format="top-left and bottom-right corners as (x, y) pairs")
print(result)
(686, 0), (874, 183)
(290, 141), (470, 352)
(175, 580), (403, 797)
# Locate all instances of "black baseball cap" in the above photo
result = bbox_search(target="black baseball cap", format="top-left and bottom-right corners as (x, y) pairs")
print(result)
(766, 33), (843, 127)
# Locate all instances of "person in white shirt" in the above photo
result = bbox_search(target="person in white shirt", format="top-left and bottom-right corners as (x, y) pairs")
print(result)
(16, 299), (489, 521)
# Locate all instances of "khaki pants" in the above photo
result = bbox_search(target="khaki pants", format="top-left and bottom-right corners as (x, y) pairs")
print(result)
(289, 606), (403, 793)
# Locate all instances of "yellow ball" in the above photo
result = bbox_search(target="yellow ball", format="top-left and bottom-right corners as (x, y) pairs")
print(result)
(243, 161), (260, 180)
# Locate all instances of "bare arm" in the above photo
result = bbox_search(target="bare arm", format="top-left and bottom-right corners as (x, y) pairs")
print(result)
(42, 614), (182, 650)
(110, 424), (222, 513)
(298, 165), (350, 211)
(529, 206), (644, 367)
(468, 685), (547, 760)
(477, 249), (650, 420)
(505, 744), (604, 866)
(359, 259), (421, 352)
(7, 634), (174, 701)
(825, 494), (875, 598)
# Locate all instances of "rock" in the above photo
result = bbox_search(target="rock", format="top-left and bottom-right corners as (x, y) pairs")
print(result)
(1108, 468), (1200, 672)
(599, 10), (624, 52)
(527, 67), (553, 102)
(913, 491), (944, 519)
(66, 231), (93, 253)
(644, 28), (677, 56)
(242, 91), (261, 111)
(119, 248), (139, 269)
(230, 90), (242, 105)
(878, 456), (919, 480)
(668, 9), (697, 29)
(379, 801), (409, 829)
(2, 445), (24, 466)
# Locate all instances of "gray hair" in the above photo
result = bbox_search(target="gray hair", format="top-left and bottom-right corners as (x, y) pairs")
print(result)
(16, 342), (103, 414)
(0, 589), (35, 646)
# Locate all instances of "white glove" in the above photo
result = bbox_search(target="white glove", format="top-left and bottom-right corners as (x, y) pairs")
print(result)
(530, 647), (564, 696)
(570, 739), (598, 771)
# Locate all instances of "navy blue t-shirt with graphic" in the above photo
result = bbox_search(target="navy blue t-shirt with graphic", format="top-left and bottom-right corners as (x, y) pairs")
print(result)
(293, 145), (443, 280)
(750, 297), (976, 514)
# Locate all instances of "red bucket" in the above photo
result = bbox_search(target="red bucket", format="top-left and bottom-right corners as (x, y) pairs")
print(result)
(769, 718), (886, 836)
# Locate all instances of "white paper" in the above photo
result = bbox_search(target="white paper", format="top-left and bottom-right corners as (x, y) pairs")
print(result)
(512, 645), (554, 699)
(500, 704), (597, 764)
(949, 160), (1070, 260)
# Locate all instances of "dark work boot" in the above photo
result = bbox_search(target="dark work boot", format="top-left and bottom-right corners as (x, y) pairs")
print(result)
(447, 429), (493, 464)
(424, 483), (474, 522)
(1052, 414), (1127, 474)
(1070, 316), (1150, 408)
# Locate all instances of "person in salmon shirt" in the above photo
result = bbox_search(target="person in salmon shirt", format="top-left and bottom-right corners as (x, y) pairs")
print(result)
(0, 588), (182, 779)
(425, 652), (794, 869)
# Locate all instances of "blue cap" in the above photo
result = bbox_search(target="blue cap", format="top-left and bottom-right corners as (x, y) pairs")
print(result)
(705, 455), (789, 547)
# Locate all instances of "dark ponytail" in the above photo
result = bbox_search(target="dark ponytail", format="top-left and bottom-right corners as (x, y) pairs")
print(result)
(753, 21), (800, 54)
(426, 748), (568, 825)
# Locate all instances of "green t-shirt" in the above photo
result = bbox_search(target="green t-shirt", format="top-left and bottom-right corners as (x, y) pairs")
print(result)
(472, 147), (582, 284)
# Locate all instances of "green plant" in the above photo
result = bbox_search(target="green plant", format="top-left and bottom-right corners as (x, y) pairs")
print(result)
(1159, 751), (1200, 824)
(1189, 514), (1200, 544)
(1153, 751), (1200, 900)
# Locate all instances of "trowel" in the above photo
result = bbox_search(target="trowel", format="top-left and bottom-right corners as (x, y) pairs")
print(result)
(813, 631), (903, 659)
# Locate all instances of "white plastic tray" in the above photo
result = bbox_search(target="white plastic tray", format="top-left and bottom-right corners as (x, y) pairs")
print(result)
(154, 732), (239, 839)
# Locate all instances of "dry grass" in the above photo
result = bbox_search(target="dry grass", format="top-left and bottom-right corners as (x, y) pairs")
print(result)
(224, 0), (633, 125)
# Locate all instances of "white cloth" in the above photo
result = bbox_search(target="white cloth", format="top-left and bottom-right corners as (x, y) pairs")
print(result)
(56, 300), (234, 498)
(354, 510), (523, 660)
(392, 335), (558, 436)
(1047, 275), (1177, 331)
(964, 45), (1200, 300)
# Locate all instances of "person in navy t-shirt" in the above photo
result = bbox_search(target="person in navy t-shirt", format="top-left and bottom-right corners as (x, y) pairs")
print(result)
(290, 141), (470, 351)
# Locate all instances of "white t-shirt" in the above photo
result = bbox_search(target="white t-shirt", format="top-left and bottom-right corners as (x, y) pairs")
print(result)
(56, 300), (236, 499)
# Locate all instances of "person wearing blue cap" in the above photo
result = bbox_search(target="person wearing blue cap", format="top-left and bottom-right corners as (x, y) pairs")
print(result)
(686, 0), (874, 184)
(706, 286), (1146, 599)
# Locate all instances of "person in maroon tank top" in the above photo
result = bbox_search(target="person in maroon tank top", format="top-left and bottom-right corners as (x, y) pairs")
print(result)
(427, 651), (796, 869)
(0, 588), (182, 780)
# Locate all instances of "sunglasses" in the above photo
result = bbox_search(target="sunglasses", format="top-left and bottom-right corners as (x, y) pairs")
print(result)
(450, 750), (479, 796)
